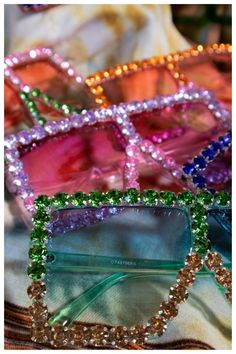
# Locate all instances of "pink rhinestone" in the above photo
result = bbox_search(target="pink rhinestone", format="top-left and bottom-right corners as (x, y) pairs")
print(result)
(140, 139), (155, 153)
(129, 133), (141, 145)
(126, 144), (140, 158)
(172, 169), (183, 179)
(125, 157), (137, 168)
(205, 252), (223, 271)
(159, 300), (178, 320)
(163, 157), (177, 170)
(215, 268), (232, 288)
(126, 181), (140, 190)
(185, 252), (203, 272)
(151, 147), (165, 162)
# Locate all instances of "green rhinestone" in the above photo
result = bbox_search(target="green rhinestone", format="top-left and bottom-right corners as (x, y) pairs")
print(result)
(160, 191), (176, 206)
(214, 191), (231, 206)
(29, 243), (47, 262)
(30, 229), (49, 242)
(29, 106), (38, 114)
(89, 191), (105, 206)
(61, 104), (71, 114)
(197, 190), (214, 205)
(37, 116), (46, 125)
(53, 100), (61, 109)
(141, 190), (159, 205)
(27, 100), (36, 108)
(32, 210), (50, 227)
(34, 195), (51, 210)
(70, 192), (88, 207)
(52, 193), (69, 208)
(31, 88), (41, 97)
(19, 91), (28, 100)
(27, 263), (46, 281)
(191, 203), (207, 218)
(193, 237), (211, 256)
(177, 191), (195, 206)
(192, 219), (208, 232)
(106, 190), (123, 205)
(124, 188), (140, 204)
(42, 93), (51, 103)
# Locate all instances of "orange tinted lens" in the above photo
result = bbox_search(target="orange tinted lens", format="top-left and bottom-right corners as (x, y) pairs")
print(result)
(100, 67), (178, 104)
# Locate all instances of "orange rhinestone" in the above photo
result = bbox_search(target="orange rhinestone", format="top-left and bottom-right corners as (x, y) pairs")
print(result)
(177, 268), (196, 287)
(159, 300), (178, 320)
(205, 252), (223, 271)
(185, 252), (203, 272)
(215, 268), (232, 288)
(169, 284), (188, 304)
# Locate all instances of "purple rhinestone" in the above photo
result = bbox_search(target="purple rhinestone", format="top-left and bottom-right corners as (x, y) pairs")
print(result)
(4, 135), (17, 149)
(17, 130), (32, 145)
(31, 125), (46, 140)
(8, 160), (23, 174)
(44, 121), (59, 135)
(18, 185), (34, 199)
(12, 172), (28, 186)
(5, 148), (20, 162)
(58, 119), (71, 132)
(71, 113), (84, 128)
(83, 112), (96, 124)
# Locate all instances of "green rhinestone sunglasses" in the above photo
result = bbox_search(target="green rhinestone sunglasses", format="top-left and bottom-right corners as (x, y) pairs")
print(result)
(27, 189), (231, 348)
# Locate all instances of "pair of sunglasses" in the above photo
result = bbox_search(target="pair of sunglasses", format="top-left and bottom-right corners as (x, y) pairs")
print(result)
(27, 189), (231, 348)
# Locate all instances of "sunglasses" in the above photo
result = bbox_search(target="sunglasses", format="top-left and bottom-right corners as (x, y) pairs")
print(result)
(27, 189), (231, 348)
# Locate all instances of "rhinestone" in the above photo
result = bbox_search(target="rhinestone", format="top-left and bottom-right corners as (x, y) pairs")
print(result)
(108, 326), (129, 346)
(128, 325), (149, 344)
(215, 268), (232, 288)
(124, 188), (140, 203)
(177, 268), (196, 287)
(31, 325), (49, 343)
(89, 191), (105, 206)
(29, 243), (48, 262)
(32, 210), (50, 228)
(205, 252), (223, 270)
(90, 325), (109, 346)
(70, 192), (88, 207)
(226, 287), (232, 303)
(27, 263), (46, 281)
(159, 300), (178, 320)
(106, 190), (123, 205)
(185, 252), (203, 271)
(194, 237), (211, 256)
(27, 281), (46, 300)
(159, 191), (176, 206)
(30, 228), (49, 242)
(29, 301), (48, 321)
(177, 191), (194, 205)
(34, 195), (51, 209)
(148, 315), (167, 336)
(197, 190), (214, 205)
(169, 284), (188, 304)
(52, 192), (69, 208)
(141, 189), (159, 205)
(51, 325), (69, 347)
(214, 191), (231, 206)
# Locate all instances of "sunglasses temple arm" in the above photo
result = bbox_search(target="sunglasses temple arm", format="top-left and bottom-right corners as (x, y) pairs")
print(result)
(48, 272), (126, 327)
(46, 251), (185, 273)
